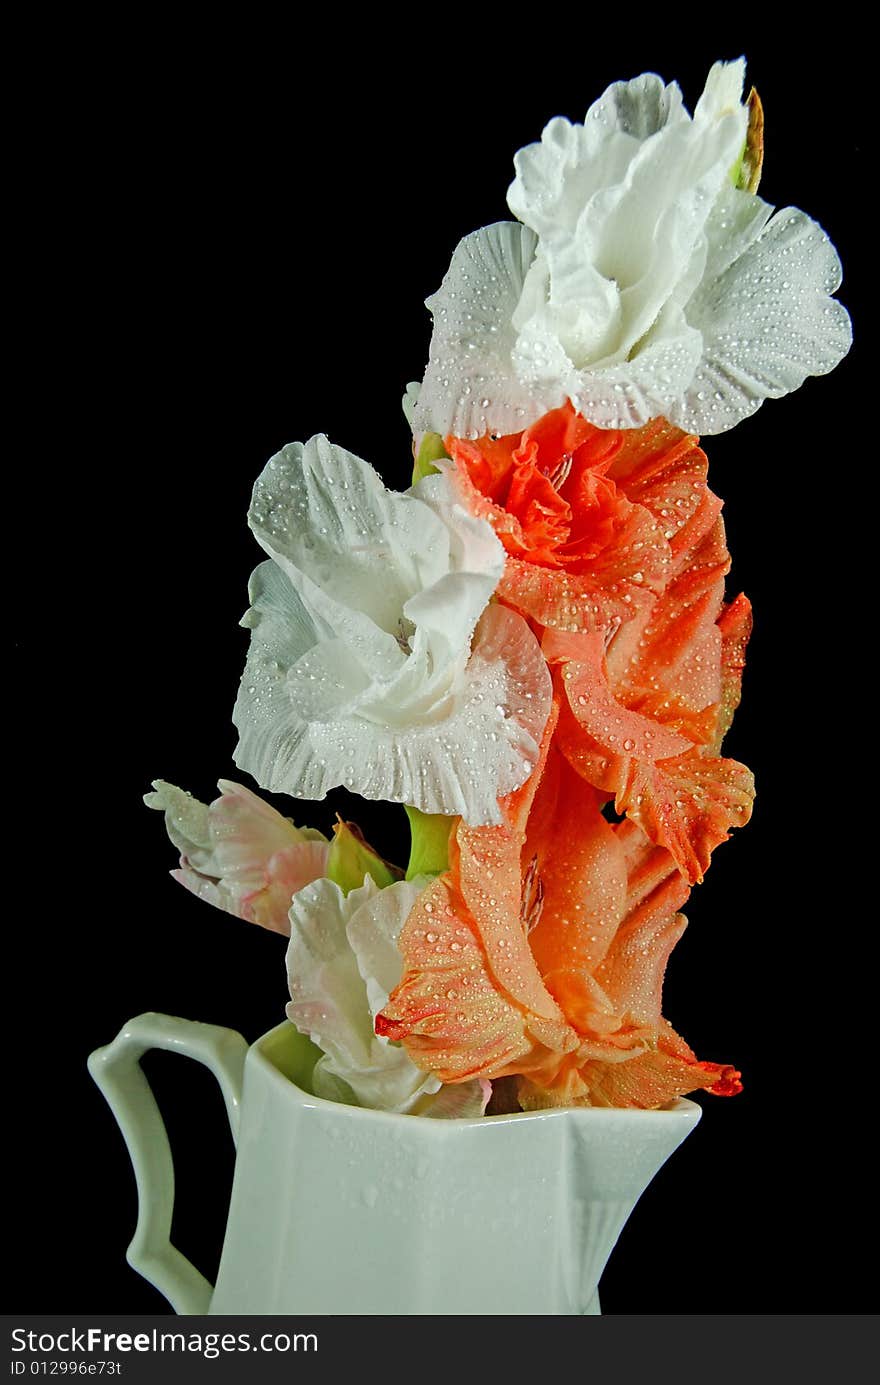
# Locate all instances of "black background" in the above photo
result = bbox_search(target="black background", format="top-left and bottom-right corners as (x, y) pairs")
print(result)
(15, 22), (869, 1314)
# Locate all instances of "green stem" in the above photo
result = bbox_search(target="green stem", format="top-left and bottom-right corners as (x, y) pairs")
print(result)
(404, 805), (453, 881)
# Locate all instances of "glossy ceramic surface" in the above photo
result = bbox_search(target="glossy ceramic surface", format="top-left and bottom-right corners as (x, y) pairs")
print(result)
(89, 1013), (701, 1315)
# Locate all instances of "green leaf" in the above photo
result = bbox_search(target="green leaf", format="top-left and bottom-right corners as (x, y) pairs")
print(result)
(326, 819), (402, 895)
(404, 805), (453, 881)
(412, 432), (450, 485)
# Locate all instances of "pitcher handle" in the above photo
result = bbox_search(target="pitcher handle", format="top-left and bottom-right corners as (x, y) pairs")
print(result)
(88, 1011), (249, 1315)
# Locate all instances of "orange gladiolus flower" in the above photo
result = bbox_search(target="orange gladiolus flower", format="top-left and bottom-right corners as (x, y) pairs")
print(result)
(446, 404), (754, 883)
(377, 702), (741, 1110)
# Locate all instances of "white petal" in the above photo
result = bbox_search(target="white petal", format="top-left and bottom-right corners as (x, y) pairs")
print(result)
(564, 315), (703, 429)
(346, 877), (426, 1016)
(145, 780), (213, 872)
(412, 222), (561, 440)
(509, 74), (686, 249)
(675, 205), (853, 434)
(416, 1080), (491, 1118)
(507, 62), (747, 381)
(412, 471), (505, 581)
(249, 436), (452, 680)
(405, 472), (505, 663)
(310, 1060), (358, 1105)
(171, 864), (231, 912)
(286, 876), (441, 1113)
(515, 102), (745, 379)
(403, 572), (495, 672)
(402, 380), (421, 429)
(510, 116), (614, 244)
(239, 557), (326, 662)
(587, 71), (686, 140)
(698, 183), (774, 283)
(694, 58), (746, 123)
(283, 637), (374, 721)
(286, 877), (375, 1072)
(576, 111), (744, 355)
(337, 1060), (441, 1115)
(236, 575), (551, 824)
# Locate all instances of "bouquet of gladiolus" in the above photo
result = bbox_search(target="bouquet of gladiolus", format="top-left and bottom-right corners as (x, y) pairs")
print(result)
(148, 59), (849, 1117)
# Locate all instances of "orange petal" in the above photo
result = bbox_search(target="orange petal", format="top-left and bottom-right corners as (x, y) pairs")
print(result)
(504, 449), (571, 557)
(525, 754), (629, 1025)
(554, 668), (753, 884)
(713, 592), (753, 752)
(606, 420), (722, 576)
(378, 700), (579, 1083)
(375, 875), (541, 1082)
(495, 503), (661, 633)
(614, 752), (755, 885)
(519, 1044), (740, 1109)
(552, 630), (694, 761)
(613, 818), (692, 926)
(449, 697), (573, 1033)
(595, 908), (688, 1030)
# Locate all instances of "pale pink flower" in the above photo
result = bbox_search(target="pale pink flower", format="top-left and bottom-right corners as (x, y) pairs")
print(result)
(145, 778), (329, 935)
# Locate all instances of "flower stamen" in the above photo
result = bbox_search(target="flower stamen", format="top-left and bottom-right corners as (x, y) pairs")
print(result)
(521, 854), (545, 934)
(548, 453), (573, 492)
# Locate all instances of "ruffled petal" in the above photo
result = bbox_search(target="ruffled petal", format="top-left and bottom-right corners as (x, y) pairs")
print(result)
(561, 322), (704, 430)
(248, 435), (447, 679)
(615, 751), (754, 885)
(674, 204), (853, 434)
(552, 630), (695, 760)
(556, 692), (753, 885)
(377, 701), (579, 1081)
(412, 222), (561, 440)
(237, 559), (551, 824)
(503, 61), (748, 428)
(376, 873), (549, 1082)
(508, 73), (688, 244)
(449, 408), (719, 638)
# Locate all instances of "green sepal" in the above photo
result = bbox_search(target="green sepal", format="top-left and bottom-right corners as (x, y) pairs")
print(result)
(412, 432), (450, 485)
(404, 805), (453, 881)
(326, 819), (402, 895)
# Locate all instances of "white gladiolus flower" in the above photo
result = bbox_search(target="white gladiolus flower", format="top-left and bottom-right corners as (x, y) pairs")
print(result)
(413, 59), (851, 440)
(286, 875), (488, 1116)
(233, 434), (552, 825)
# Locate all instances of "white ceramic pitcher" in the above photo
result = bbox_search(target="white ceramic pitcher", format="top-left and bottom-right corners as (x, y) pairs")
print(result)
(89, 1012), (701, 1315)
